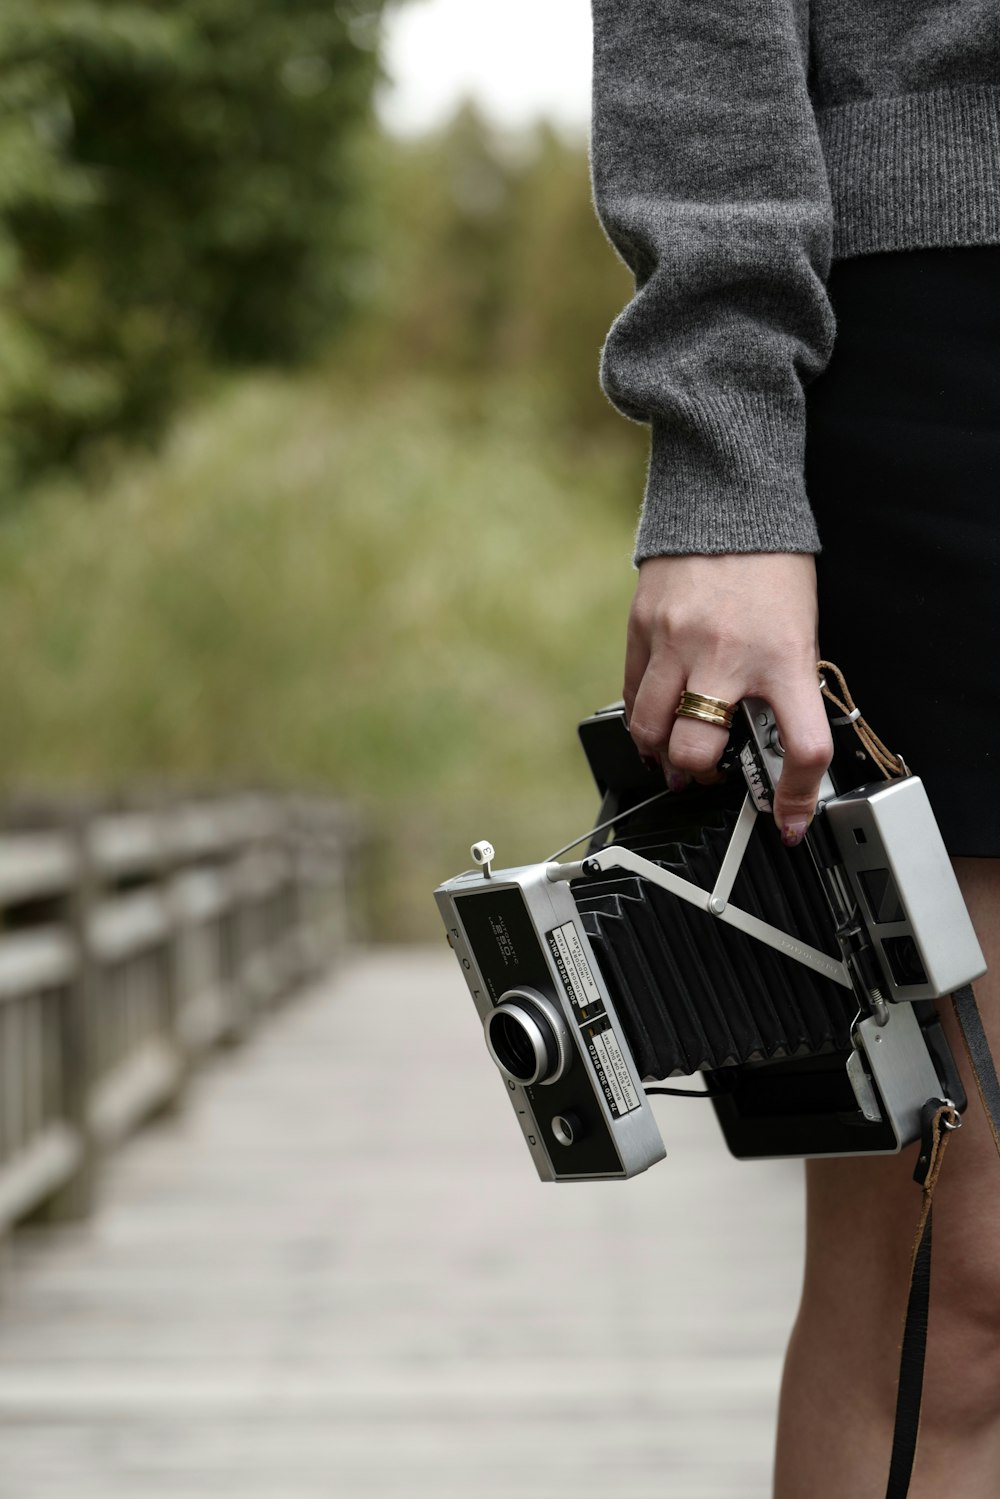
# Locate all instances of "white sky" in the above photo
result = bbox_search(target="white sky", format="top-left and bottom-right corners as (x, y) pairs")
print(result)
(378, 0), (593, 137)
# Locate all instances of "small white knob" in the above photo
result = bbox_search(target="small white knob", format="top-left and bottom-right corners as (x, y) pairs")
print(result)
(470, 840), (495, 878)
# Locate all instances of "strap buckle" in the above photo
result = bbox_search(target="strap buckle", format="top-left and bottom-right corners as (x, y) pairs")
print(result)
(913, 1097), (961, 1187)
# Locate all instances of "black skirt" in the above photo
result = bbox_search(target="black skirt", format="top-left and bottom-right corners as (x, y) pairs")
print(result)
(805, 244), (1000, 858)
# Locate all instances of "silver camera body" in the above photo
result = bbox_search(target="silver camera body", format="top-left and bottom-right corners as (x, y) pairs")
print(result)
(434, 698), (985, 1182)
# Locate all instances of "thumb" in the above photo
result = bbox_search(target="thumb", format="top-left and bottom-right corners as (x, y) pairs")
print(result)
(768, 675), (833, 847)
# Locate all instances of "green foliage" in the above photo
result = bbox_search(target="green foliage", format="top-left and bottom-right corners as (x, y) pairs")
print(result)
(363, 105), (642, 451)
(0, 368), (642, 936)
(0, 0), (385, 495)
(0, 39), (651, 934)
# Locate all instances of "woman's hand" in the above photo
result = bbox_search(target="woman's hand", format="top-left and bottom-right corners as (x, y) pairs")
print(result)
(624, 553), (832, 846)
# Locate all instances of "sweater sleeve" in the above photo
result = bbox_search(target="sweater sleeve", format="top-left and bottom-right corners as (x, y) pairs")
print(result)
(590, 0), (837, 561)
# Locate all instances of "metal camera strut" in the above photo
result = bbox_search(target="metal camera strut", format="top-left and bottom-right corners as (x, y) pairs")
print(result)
(546, 790), (851, 991)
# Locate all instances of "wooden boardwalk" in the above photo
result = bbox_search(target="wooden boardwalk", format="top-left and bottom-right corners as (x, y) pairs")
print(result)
(0, 949), (806, 1499)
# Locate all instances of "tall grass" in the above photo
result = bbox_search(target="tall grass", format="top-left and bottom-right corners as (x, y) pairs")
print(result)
(0, 369), (645, 937)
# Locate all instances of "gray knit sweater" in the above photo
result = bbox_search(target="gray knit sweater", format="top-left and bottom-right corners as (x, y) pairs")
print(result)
(590, 0), (1000, 561)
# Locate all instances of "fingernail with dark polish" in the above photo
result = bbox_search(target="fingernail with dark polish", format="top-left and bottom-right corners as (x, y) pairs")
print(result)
(781, 819), (809, 848)
(668, 771), (688, 794)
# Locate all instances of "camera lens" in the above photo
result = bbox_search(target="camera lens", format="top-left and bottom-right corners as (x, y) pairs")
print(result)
(490, 1010), (548, 1081)
(484, 990), (570, 1087)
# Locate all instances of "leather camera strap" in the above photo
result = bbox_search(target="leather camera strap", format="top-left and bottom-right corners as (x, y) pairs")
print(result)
(884, 983), (1000, 1499)
(883, 1101), (954, 1499)
(953, 983), (1000, 1160)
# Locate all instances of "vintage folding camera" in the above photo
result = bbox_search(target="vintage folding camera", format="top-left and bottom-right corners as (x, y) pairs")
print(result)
(434, 693), (986, 1181)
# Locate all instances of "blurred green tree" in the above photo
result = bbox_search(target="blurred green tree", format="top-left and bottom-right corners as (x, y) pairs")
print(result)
(366, 103), (638, 447)
(0, 0), (386, 492)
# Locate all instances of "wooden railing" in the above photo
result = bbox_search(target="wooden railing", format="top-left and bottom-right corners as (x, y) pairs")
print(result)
(0, 793), (353, 1228)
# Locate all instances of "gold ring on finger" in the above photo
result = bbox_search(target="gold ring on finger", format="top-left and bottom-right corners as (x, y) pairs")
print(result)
(675, 690), (737, 731)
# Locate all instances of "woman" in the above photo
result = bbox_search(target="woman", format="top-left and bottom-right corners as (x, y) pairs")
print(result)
(589, 3), (1000, 1494)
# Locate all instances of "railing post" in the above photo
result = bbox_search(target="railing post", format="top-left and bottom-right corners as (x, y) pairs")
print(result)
(39, 808), (99, 1221)
(285, 795), (313, 988)
(156, 800), (192, 1104)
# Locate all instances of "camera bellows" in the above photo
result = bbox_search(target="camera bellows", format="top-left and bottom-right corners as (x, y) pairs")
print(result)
(574, 809), (854, 1080)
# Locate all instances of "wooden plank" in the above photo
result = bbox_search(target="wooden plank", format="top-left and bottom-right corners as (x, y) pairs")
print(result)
(0, 1123), (81, 1229)
(161, 799), (280, 864)
(21, 992), (43, 1145)
(177, 984), (229, 1054)
(87, 815), (162, 881)
(87, 1039), (183, 1148)
(0, 833), (77, 906)
(88, 892), (171, 964)
(0, 930), (76, 1004)
(169, 869), (233, 923)
(2, 1002), (22, 1158)
(0, 951), (804, 1498)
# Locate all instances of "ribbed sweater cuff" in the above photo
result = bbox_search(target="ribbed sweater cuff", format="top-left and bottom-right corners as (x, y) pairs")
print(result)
(633, 389), (820, 563)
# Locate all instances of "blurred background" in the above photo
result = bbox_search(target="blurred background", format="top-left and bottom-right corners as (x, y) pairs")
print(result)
(0, 7), (801, 1497)
(0, 0), (648, 935)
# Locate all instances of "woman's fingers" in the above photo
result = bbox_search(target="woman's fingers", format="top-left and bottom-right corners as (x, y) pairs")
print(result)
(624, 553), (830, 822)
(631, 663), (739, 790)
(768, 673), (834, 845)
(627, 653), (687, 788)
(634, 663), (831, 819)
(622, 614), (651, 727)
(667, 680), (741, 785)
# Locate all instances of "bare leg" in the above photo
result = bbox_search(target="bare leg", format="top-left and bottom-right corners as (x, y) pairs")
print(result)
(774, 857), (1000, 1498)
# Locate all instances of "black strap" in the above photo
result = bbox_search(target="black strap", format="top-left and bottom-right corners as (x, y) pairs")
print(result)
(883, 1114), (940, 1499)
(885, 1210), (933, 1499)
(883, 983), (1000, 1499)
(953, 983), (1000, 1153)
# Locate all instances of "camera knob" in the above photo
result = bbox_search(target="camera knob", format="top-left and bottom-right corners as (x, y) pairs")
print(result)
(551, 1111), (585, 1148)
